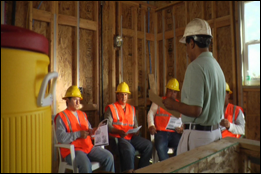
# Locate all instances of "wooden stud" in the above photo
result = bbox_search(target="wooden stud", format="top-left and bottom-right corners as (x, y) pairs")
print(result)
(110, 1), (116, 104)
(184, 1), (188, 24)
(202, 1), (205, 19)
(1, 1), (4, 24)
(212, 1), (218, 60)
(32, 9), (52, 22)
(133, 7), (138, 107)
(73, 1), (78, 86)
(154, 10), (158, 94)
(173, 6), (177, 78)
(236, 1), (243, 107)
(155, 1), (182, 12)
(117, 2), (123, 83)
(143, 13), (147, 139)
(162, 10), (166, 95)
(29, 1), (33, 30)
(230, 1), (237, 105)
(93, 1), (99, 114)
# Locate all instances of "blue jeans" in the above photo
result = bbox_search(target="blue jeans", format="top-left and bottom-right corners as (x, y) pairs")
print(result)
(110, 135), (153, 172)
(155, 131), (182, 161)
(65, 146), (115, 173)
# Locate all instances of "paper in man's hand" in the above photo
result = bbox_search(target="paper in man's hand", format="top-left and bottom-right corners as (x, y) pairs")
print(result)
(149, 90), (181, 118)
(126, 126), (142, 134)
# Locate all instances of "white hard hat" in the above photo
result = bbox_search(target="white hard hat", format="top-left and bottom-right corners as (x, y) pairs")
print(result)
(179, 18), (212, 44)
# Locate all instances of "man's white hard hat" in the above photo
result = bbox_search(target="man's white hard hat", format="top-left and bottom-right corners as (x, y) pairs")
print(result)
(179, 18), (212, 44)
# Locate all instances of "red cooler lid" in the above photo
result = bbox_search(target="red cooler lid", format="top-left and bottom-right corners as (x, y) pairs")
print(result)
(1, 24), (49, 55)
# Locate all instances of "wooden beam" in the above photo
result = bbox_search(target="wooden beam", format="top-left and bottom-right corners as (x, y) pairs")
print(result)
(215, 15), (230, 28)
(184, 1), (188, 24)
(32, 8), (52, 23)
(120, 1), (156, 9)
(155, 1), (183, 12)
(230, 1), (237, 105)
(79, 18), (98, 31)
(224, 137), (260, 152)
(58, 14), (98, 31)
(73, 1), (78, 86)
(236, 1), (243, 108)
(212, 1), (217, 60)
(162, 10), (166, 95)
(1, 1), (4, 24)
(117, 2), (123, 83)
(110, 1), (116, 104)
(133, 6), (138, 107)
(154, 11), (158, 94)
(29, 1), (33, 30)
(93, 1), (99, 115)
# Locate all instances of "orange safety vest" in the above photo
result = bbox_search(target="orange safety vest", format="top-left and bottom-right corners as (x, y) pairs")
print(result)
(222, 103), (244, 139)
(155, 97), (179, 132)
(106, 102), (135, 140)
(54, 109), (93, 158)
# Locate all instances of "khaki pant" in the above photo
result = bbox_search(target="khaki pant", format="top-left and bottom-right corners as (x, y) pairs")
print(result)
(177, 127), (221, 155)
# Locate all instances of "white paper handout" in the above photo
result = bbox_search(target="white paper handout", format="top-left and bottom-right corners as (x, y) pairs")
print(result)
(92, 119), (109, 146)
(126, 126), (142, 134)
(166, 117), (182, 130)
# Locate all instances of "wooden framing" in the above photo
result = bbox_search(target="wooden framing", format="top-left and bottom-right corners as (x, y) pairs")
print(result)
(29, 1), (99, 113)
(230, 1), (237, 105)
(155, 1), (182, 12)
(110, 1), (116, 104)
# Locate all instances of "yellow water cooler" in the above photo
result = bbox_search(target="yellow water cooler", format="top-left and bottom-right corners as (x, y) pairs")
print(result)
(1, 24), (58, 173)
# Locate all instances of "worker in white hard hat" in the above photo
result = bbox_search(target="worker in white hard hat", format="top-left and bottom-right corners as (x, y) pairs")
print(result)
(147, 78), (183, 162)
(54, 86), (115, 173)
(162, 18), (226, 155)
(104, 82), (152, 173)
(220, 82), (245, 138)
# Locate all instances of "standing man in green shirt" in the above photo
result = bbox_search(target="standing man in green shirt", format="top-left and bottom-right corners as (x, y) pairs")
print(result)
(163, 18), (226, 155)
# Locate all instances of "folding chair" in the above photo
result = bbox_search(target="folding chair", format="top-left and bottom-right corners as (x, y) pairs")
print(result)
(53, 121), (101, 173)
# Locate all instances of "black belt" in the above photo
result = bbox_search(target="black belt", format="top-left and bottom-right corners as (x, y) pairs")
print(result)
(184, 124), (220, 131)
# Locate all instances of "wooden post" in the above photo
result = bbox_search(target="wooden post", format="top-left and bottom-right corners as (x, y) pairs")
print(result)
(133, 7), (138, 108)
(143, 14), (147, 139)
(154, 11), (158, 94)
(202, 1), (205, 19)
(230, 1), (237, 105)
(162, 10), (166, 95)
(236, 1), (243, 107)
(29, 1), (33, 30)
(73, 1), (80, 86)
(93, 1), (99, 123)
(110, 1), (116, 103)
(173, 6), (176, 78)
(117, 2), (123, 83)
(212, 1), (218, 60)
(1, 1), (4, 24)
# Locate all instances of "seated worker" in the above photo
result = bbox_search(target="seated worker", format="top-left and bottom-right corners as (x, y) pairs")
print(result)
(104, 82), (153, 173)
(147, 78), (183, 161)
(220, 83), (245, 138)
(54, 86), (115, 173)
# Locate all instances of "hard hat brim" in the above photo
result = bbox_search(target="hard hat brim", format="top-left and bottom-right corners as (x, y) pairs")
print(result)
(62, 96), (83, 100)
(115, 91), (131, 94)
(179, 37), (186, 44)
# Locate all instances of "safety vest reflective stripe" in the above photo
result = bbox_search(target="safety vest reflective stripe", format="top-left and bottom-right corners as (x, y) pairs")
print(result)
(62, 111), (73, 132)
(112, 104), (120, 121)
(112, 122), (134, 127)
(111, 104), (134, 127)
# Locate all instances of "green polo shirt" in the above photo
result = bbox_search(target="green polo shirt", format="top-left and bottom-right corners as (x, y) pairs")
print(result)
(181, 52), (226, 126)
